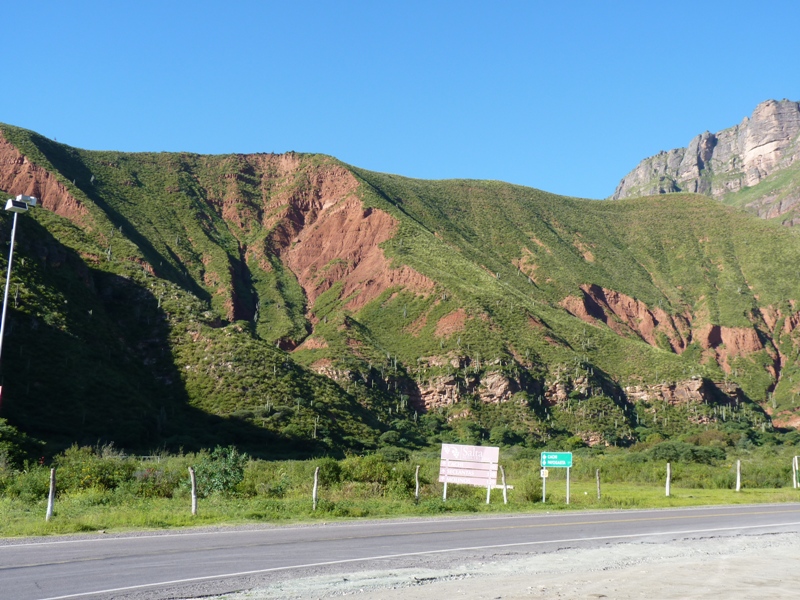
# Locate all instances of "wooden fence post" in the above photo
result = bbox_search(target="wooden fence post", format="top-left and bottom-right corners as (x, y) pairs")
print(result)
(45, 468), (56, 522)
(736, 459), (741, 492)
(415, 465), (420, 503)
(500, 465), (508, 505)
(189, 467), (197, 516)
(312, 466), (320, 511)
(596, 468), (601, 500)
(665, 463), (671, 497)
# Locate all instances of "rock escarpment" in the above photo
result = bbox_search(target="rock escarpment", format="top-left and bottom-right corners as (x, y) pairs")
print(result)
(0, 131), (89, 223)
(613, 99), (800, 222)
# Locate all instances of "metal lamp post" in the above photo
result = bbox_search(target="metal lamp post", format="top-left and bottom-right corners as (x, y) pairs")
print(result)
(0, 194), (37, 364)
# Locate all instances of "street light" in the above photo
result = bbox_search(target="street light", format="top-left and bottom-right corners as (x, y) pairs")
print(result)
(0, 194), (37, 364)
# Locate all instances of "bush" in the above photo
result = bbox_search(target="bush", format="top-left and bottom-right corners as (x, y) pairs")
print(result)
(315, 457), (342, 485)
(376, 446), (410, 462)
(192, 445), (249, 497)
(0, 419), (40, 469)
(3, 466), (50, 501)
(54, 445), (136, 493)
(238, 461), (295, 498)
(341, 454), (393, 485)
(129, 458), (189, 498)
(378, 431), (401, 447)
(518, 474), (543, 503)
(648, 441), (725, 464)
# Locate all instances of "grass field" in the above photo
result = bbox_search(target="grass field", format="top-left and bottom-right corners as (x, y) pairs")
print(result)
(3, 445), (799, 538)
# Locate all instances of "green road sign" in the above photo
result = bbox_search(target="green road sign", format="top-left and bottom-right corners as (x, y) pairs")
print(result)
(541, 451), (573, 468)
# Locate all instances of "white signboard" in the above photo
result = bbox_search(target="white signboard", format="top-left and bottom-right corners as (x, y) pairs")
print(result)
(439, 443), (499, 487)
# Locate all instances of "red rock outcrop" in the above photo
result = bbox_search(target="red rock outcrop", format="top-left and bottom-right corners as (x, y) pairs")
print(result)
(478, 372), (519, 403)
(435, 309), (468, 337)
(561, 284), (690, 352)
(695, 324), (764, 373)
(623, 379), (741, 406)
(239, 162), (436, 312)
(0, 131), (89, 224)
(696, 324), (763, 355)
(784, 312), (800, 334)
(412, 369), (524, 409)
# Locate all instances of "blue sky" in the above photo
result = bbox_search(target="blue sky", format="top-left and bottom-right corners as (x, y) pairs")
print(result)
(3, 1), (798, 199)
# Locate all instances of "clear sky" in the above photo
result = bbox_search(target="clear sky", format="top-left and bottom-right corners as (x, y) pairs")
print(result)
(3, 1), (799, 199)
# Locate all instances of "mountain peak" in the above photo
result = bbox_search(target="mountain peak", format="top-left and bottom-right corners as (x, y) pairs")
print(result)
(612, 99), (800, 224)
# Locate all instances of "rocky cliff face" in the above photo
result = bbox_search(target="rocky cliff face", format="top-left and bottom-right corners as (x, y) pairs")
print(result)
(613, 100), (800, 221)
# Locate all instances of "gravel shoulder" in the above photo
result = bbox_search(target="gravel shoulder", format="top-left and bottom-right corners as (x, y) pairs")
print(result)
(210, 532), (800, 600)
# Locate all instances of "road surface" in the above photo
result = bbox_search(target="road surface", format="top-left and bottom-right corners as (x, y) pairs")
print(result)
(2, 504), (800, 599)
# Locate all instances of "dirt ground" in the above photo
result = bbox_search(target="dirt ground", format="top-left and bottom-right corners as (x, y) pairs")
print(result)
(211, 532), (800, 600)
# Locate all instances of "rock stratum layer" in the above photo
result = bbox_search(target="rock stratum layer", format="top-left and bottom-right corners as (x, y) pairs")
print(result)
(613, 99), (800, 224)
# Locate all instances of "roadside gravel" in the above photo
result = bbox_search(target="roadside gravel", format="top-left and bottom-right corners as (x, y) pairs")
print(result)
(208, 532), (800, 600)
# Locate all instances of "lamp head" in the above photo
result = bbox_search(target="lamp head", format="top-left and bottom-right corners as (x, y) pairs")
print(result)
(4, 195), (37, 213)
(16, 195), (37, 207)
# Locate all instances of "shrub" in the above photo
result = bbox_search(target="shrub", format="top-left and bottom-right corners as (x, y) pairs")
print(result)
(376, 446), (410, 462)
(648, 441), (725, 464)
(3, 466), (50, 501)
(192, 445), (249, 497)
(341, 454), (392, 485)
(129, 460), (187, 498)
(315, 457), (342, 485)
(54, 445), (136, 493)
(0, 419), (40, 468)
(378, 431), (401, 447)
(518, 474), (543, 503)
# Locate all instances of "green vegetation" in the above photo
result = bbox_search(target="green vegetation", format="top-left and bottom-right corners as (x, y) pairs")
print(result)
(2, 438), (799, 537)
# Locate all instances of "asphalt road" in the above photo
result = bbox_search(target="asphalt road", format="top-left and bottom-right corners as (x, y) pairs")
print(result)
(3, 504), (800, 600)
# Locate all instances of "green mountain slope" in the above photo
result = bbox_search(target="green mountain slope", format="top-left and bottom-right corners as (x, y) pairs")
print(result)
(0, 122), (798, 459)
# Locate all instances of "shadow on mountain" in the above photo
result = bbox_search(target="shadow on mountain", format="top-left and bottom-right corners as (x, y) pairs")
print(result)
(0, 213), (346, 459)
(26, 133), (210, 303)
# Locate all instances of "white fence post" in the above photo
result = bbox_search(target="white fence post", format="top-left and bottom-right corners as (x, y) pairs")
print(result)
(596, 468), (601, 500)
(736, 459), (741, 492)
(415, 465), (420, 502)
(189, 467), (197, 516)
(666, 463), (671, 497)
(45, 468), (56, 522)
(500, 465), (508, 504)
(312, 466), (320, 511)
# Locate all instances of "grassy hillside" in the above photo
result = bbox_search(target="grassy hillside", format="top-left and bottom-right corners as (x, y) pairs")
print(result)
(0, 122), (798, 462)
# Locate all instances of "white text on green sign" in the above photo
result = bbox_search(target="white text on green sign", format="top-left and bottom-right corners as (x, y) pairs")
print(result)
(541, 452), (573, 468)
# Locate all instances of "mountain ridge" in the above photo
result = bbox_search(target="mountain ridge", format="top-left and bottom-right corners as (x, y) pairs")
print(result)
(612, 99), (800, 225)
(0, 121), (797, 460)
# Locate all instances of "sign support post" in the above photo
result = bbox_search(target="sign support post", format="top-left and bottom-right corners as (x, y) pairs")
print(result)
(542, 470), (547, 503)
(443, 458), (449, 501)
(486, 460), (494, 504)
